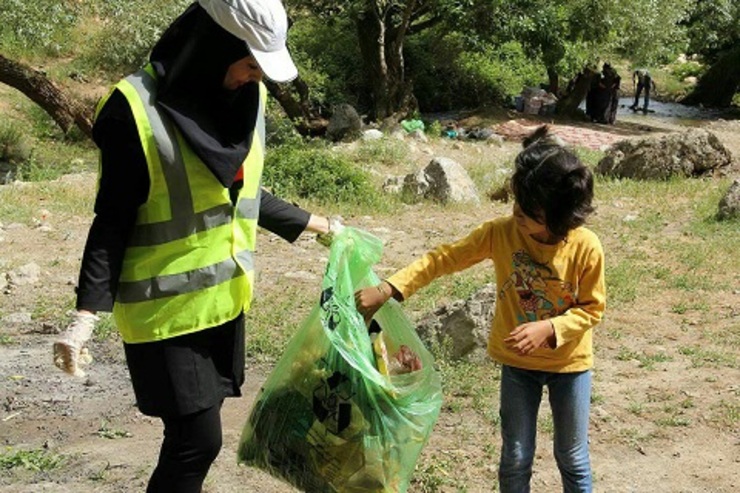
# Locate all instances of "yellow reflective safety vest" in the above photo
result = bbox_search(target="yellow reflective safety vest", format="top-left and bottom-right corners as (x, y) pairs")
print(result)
(96, 65), (266, 343)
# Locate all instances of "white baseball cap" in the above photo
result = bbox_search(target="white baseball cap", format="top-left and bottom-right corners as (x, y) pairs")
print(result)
(198, 0), (298, 83)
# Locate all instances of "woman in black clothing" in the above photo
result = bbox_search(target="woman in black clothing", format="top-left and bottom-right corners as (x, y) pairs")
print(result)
(51, 1), (340, 491)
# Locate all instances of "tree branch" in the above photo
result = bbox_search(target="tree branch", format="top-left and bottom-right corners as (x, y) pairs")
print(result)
(0, 54), (93, 139)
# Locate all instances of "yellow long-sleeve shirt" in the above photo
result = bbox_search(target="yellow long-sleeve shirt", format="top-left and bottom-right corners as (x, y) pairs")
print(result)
(387, 216), (605, 372)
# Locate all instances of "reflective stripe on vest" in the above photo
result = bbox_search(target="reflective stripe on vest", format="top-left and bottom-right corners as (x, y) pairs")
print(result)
(105, 68), (267, 343)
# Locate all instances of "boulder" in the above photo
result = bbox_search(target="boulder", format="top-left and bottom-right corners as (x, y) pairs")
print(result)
(415, 283), (496, 359)
(402, 157), (480, 204)
(596, 129), (733, 180)
(717, 179), (740, 220)
(326, 104), (362, 142)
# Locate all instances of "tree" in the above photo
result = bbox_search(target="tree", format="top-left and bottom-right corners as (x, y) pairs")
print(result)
(682, 0), (740, 106)
(0, 54), (93, 138)
(292, 0), (463, 121)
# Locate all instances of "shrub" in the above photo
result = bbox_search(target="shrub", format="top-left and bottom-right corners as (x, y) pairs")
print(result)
(0, 0), (79, 55)
(0, 123), (31, 165)
(81, 0), (192, 73)
(670, 61), (705, 80)
(263, 144), (381, 206)
(409, 32), (544, 111)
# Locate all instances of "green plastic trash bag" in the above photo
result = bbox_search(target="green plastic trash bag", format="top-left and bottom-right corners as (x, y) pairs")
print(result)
(400, 119), (425, 133)
(238, 227), (443, 493)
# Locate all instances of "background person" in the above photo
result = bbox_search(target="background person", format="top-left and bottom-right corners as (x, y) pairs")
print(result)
(630, 68), (657, 111)
(51, 1), (340, 491)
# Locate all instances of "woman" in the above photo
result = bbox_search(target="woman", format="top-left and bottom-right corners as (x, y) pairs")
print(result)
(52, 1), (339, 491)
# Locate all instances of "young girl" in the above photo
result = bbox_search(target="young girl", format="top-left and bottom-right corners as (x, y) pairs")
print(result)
(355, 126), (605, 493)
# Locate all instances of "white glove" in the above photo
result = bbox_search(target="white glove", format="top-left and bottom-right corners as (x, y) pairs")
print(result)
(53, 311), (98, 377)
(316, 216), (345, 248)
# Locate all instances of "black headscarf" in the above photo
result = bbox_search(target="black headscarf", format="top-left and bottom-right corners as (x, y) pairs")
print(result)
(149, 4), (258, 187)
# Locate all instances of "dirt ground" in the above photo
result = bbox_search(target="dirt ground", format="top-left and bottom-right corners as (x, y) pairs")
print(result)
(1, 110), (738, 492)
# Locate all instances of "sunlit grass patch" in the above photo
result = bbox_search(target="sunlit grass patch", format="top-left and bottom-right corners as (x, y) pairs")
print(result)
(0, 447), (65, 472)
(247, 283), (317, 361)
(615, 347), (672, 370)
(678, 345), (737, 368)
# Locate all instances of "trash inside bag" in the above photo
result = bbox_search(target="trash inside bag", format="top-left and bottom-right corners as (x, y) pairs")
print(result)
(238, 227), (443, 493)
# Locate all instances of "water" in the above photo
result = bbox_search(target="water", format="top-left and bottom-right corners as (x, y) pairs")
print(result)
(583, 97), (731, 126)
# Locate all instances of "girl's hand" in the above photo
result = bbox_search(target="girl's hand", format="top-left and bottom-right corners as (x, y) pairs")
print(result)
(354, 282), (393, 323)
(504, 320), (556, 355)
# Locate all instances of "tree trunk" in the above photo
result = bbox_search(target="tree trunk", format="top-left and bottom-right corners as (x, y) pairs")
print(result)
(556, 68), (598, 115)
(682, 46), (740, 108)
(356, 3), (416, 121)
(547, 66), (559, 95)
(0, 54), (93, 138)
(264, 77), (328, 136)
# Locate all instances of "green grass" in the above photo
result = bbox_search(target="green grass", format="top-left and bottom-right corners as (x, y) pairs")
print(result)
(96, 422), (132, 440)
(247, 283), (317, 360)
(615, 347), (672, 369)
(354, 138), (410, 168)
(678, 345), (737, 368)
(0, 447), (65, 472)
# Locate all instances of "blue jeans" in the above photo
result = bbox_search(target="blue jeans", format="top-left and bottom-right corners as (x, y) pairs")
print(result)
(498, 365), (592, 493)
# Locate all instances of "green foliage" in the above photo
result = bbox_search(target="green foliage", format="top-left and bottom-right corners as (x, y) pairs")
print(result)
(409, 32), (544, 110)
(684, 0), (740, 60)
(354, 139), (409, 167)
(670, 60), (705, 80)
(287, 15), (365, 110)
(80, 0), (192, 73)
(263, 143), (382, 207)
(612, 0), (694, 65)
(0, 0), (79, 55)
(0, 123), (31, 167)
(0, 447), (65, 472)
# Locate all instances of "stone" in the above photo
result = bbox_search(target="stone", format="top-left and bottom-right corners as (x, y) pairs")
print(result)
(326, 104), (362, 142)
(596, 129), (733, 180)
(415, 283), (496, 359)
(717, 178), (740, 220)
(402, 157), (480, 205)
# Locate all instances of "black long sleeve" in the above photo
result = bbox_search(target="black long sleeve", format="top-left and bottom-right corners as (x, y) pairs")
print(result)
(76, 91), (146, 312)
(258, 189), (310, 243)
(76, 90), (311, 312)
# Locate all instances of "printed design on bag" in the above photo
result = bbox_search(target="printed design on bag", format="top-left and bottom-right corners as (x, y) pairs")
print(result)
(320, 287), (342, 331)
(313, 370), (354, 434)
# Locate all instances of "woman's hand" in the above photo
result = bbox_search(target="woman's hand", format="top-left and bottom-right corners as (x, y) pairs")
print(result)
(504, 320), (556, 356)
(354, 282), (394, 323)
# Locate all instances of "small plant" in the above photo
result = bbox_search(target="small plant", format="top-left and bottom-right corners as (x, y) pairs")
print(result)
(93, 313), (116, 342)
(96, 422), (131, 440)
(627, 401), (644, 416)
(0, 447), (65, 471)
(425, 120), (443, 139)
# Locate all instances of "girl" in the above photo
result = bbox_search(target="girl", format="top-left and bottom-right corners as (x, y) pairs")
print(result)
(355, 126), (605, 493)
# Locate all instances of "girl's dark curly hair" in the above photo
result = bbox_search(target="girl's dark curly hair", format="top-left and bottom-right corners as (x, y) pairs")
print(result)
(512, 126), (595, 238)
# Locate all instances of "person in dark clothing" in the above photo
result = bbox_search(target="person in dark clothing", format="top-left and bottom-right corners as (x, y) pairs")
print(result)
(586, 63), (620, 124)
(629, 68), (656, 112)
(602, 63), (621, 124)
(51, 1), (341, 491)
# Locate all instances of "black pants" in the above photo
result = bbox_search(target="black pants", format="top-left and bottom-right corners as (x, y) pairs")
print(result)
(147, 403), (223, 493)
(633, 80), (651, 110)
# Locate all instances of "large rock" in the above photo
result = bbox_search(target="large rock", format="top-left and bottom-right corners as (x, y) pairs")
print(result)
(596, 129), (733, 180)
(717, 179), (740, 220)
(415, 283), (495, 359)
(326, 104), (362, 142)
(402, 157), (480, 204)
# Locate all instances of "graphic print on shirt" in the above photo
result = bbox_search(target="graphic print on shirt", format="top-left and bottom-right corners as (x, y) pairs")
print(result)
(499, 250), (575, 323)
